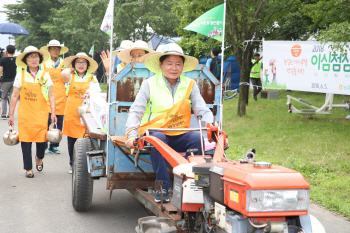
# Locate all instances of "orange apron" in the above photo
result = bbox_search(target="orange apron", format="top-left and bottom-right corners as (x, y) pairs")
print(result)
(138, 80), (195, 136)
(62, 72), (93, 138)
(43, 63), (66, 115)
(18, 70), (49, 142)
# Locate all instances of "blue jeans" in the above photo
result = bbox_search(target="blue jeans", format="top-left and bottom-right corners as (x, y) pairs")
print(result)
(149, 131), (203, 190)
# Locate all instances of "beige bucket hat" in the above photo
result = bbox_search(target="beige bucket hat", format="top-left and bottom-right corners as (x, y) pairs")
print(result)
(16, 46), (50, 69)
(138, 44), (165, 63)
(63, 52), (98, 73)
(144, 43), (199, 73)
(117, 40), (154, 63)
(112, 40), (133, 55)
(40, 40), (69, 55)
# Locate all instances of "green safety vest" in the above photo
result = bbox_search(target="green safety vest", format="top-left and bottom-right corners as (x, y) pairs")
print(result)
(117, 62), (125, 73)
(19, 69), (50, 101)
(140, 72), (192, 125)
(250, 60), (262, 78)
(42, 57), (64, 69)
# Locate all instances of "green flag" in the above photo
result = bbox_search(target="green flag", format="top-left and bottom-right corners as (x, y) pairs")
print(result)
(89, 45), (94, 56)
(184, 4), (224, 42)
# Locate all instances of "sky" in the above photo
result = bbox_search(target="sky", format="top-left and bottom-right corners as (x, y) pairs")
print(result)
(0, 0), (17, 51)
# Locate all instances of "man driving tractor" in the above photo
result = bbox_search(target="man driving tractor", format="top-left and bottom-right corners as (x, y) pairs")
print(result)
(124, 43), (228, 203)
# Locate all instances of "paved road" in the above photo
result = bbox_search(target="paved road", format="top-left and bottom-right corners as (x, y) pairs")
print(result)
(0, 102), (349, 233)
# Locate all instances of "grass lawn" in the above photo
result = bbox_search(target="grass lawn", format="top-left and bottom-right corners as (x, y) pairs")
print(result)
(100, 83), (108, 93)
(223, 90), (350, 218)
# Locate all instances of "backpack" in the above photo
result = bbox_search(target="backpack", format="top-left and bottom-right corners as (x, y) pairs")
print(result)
(210, 57), (222, 79)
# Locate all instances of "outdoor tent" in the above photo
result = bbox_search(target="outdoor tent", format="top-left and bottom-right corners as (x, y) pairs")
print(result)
(200, 56), (241, 91)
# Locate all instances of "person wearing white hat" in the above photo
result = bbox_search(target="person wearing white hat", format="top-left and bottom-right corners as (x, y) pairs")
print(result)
(61, 52), (101, 173)
(112, 40), (133, 73)
(8, 46), (57, 178)
(40, 40), (69, 154)
(123, 43), (228, 203)
(100, 40), (154, 78)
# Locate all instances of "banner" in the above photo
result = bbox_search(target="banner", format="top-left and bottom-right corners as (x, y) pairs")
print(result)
(90, 91), (108, 134)
(263, 41), (350, 95)
(89, 45), (94, 56)
(100, 0), (114, 35)
(184, 4), (224, 42)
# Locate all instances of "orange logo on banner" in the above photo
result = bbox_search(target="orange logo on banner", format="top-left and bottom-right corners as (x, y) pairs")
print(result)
(291, 45), (302, 57)
(138, 80), (195, 136)
(339, 85), (343, 90)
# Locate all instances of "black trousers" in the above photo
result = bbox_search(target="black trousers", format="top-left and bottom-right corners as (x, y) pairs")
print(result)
(21, 142), (46, 170)
(67, 136), (77, 166)
(46, 113), (64, 149)
(251, 78), (262, 97)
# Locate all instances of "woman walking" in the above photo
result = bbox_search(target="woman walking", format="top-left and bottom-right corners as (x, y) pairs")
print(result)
(8, 46), (57, 178)
(61, 52), (100, 173)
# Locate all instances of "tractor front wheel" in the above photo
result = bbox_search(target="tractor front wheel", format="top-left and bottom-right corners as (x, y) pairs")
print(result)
(72, 138), (93, 211)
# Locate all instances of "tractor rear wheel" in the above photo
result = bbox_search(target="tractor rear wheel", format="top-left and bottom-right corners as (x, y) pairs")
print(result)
(72, 138), (93, 211)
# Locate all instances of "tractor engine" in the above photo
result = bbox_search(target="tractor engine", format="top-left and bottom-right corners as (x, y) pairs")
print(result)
(172, 154), (316, 233)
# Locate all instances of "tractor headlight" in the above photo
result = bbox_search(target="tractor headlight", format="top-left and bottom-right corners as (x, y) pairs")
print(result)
(246, 189), (309, 212)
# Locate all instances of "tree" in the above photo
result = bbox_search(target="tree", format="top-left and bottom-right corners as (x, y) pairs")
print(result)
(2, 0), (64, 51)
(42, 0), (109, 55)
(304, 0), (350, 52)
(174, 0), (304, 116)
(114, 0), (180, 42)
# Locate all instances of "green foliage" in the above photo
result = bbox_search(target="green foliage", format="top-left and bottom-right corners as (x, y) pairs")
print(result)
(224, 90), (350, 218)
(317, 22), (350, 53)
(42, 0), (109, 55)
(2, 0), (180, 54)
(115, 0), (180, 42)
(2, 0), (64, 51)
(304, 0), (350, 52)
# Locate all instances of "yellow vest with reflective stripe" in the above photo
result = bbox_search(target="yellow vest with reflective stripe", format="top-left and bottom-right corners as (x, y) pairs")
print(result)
(140, 72), (192, 125)
(250, 61), (262, 78)
(117, 62), (125, 73)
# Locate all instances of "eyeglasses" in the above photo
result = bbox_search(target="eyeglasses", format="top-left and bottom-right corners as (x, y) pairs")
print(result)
(76, 62), (87, 65)
(49, 47), (61, 51)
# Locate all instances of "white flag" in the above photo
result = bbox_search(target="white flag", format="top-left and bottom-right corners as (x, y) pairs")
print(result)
(100, 0), (114, 35)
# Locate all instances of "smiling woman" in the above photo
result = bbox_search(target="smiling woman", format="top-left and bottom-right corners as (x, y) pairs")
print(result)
(60, 52), (101, 173)
(8, 46), (57, 178)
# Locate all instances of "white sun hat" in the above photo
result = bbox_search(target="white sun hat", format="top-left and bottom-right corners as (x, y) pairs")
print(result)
(16, 46), (50, 69)
(138, 44), (165, 63)
(40, 39), (69, 55)
(63, 52), (98, 73)
(112, 40), (133, 55)
(117, 40), (154, 63)
(144, 43), (199, 73)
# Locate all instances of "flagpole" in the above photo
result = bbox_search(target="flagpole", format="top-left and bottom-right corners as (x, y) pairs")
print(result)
(219, 0), (226, 130)
(106, 0), (114, 176)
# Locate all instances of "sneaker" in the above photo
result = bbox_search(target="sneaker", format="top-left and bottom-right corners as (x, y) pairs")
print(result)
(155, 189), (170, 203)
(48, 147), (60, 154)
(69, 166), (72, 174)
(1, 115), (6, 120)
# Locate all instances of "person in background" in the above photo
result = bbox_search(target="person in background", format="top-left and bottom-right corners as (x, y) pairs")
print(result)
(0, 45), (17, 119)
(112, 40), (133, 73)
(61, 53), (101, 174)
(41, 40), (69, 154)
(8, 46), (57, 178)
(100, 40), (154, 79)
(205, 48), (221, 79)
(250, 53), (263, 101)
